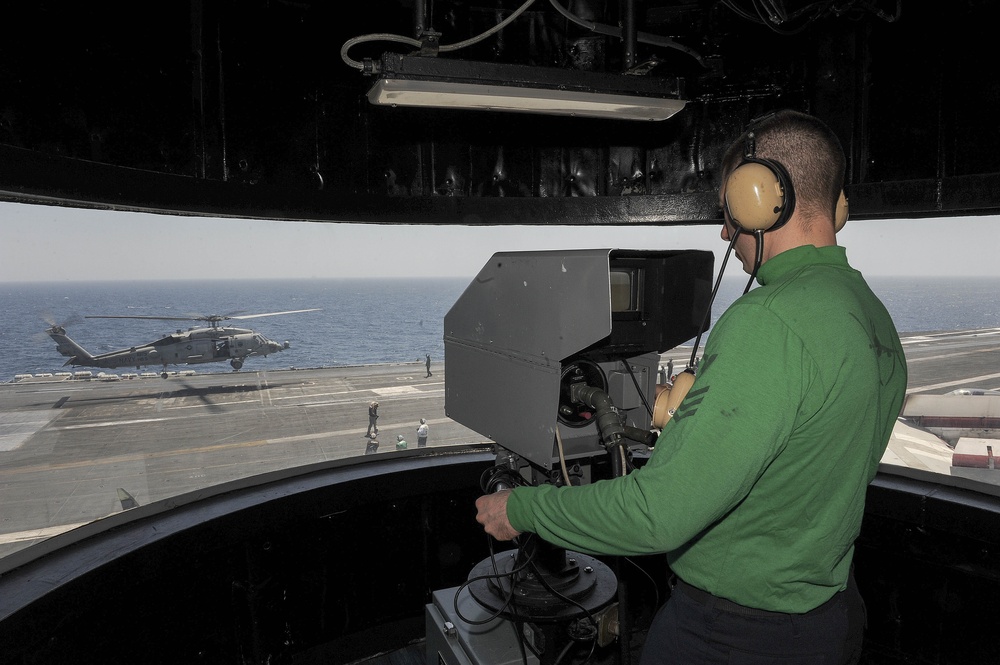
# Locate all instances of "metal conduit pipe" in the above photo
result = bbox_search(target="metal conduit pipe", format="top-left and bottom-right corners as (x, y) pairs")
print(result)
(569, 383), (626, 461)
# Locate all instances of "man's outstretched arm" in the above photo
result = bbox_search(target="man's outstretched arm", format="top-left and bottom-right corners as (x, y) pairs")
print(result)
(475, 490), (521, 541)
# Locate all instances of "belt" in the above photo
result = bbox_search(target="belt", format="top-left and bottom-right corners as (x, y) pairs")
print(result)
(671, 577), (841, 619)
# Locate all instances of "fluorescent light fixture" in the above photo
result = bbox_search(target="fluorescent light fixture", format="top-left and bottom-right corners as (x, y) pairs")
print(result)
(368, 79), (686, 121)
(366, 53), (686, 122)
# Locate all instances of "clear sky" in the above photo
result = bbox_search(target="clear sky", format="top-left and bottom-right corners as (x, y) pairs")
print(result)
(2, 200), (998, 281)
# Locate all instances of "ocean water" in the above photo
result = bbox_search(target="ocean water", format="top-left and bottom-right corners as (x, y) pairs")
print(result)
(2, 276), (999, 381)
(0, 278), (467, 380)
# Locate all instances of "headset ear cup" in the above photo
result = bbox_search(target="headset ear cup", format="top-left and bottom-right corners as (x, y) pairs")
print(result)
(724, 161), (789, 232)
(834, 190), (849, 232)
(652, 370), (696, 428)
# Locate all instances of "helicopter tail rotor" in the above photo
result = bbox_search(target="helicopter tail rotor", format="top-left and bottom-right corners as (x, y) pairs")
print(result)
(41, 315), (95, 365)
(40, 311), (84, 335)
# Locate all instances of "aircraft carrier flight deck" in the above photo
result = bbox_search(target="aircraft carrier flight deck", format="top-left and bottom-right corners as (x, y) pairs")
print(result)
(2, 327), (1000, 560)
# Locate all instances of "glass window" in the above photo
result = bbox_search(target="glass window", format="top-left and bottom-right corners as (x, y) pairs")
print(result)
(2, 204), (1000, 561)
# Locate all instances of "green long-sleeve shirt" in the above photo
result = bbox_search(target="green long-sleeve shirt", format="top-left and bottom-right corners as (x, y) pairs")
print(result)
(506, 245), (907, 613)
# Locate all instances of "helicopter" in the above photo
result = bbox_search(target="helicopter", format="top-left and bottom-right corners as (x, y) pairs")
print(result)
(45, 309), (321, 377)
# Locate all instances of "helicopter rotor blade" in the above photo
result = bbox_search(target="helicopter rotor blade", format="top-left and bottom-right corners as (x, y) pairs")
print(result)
(179, 310), (246, 321)
(84, 309), (319, 323)
(84, 315), (202, 322)
(224, 309), (322, 320)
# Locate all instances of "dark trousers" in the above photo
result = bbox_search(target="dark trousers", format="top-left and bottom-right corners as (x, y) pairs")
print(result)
(639, 575), (865, 665)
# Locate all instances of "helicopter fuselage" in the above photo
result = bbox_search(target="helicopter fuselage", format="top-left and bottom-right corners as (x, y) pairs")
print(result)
(47, 326), (289, 372)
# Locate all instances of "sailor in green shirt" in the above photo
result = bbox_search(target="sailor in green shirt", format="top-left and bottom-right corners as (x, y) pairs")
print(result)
(475, 110), (907, 664)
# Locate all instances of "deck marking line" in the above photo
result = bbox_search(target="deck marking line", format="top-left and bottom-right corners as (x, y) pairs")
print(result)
(907, 372), (1000, 394)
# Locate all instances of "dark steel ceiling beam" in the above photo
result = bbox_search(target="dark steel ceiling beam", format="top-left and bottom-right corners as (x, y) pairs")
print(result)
(3, 144), (999, 224)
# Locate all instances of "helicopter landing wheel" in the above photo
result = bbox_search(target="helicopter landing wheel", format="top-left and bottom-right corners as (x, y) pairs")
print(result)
(231, 359), (243, 370)
(160, 371), (168, 379)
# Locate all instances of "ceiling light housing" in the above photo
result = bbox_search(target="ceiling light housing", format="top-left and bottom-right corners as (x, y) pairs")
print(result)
(366, 53), (686, 122)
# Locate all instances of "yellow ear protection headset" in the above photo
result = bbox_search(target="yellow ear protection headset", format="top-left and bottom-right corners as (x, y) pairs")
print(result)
(718, 128), (793, 297)
(724, 130), (797, 233)
(654, 130), (777, 429)
(653, 124), (849, 429)
(725, 129), (849, 234)
(834, 189), (849, 232)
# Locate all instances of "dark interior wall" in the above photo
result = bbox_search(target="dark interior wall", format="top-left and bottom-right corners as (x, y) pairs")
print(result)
(1, 1), (998, 224)
(1, 452), (999, 665)
(0, 452), (499, 664)
(857, 471), (1000, 664)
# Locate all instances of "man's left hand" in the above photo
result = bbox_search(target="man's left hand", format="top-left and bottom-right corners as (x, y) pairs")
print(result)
(475, 490), (521, 541)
